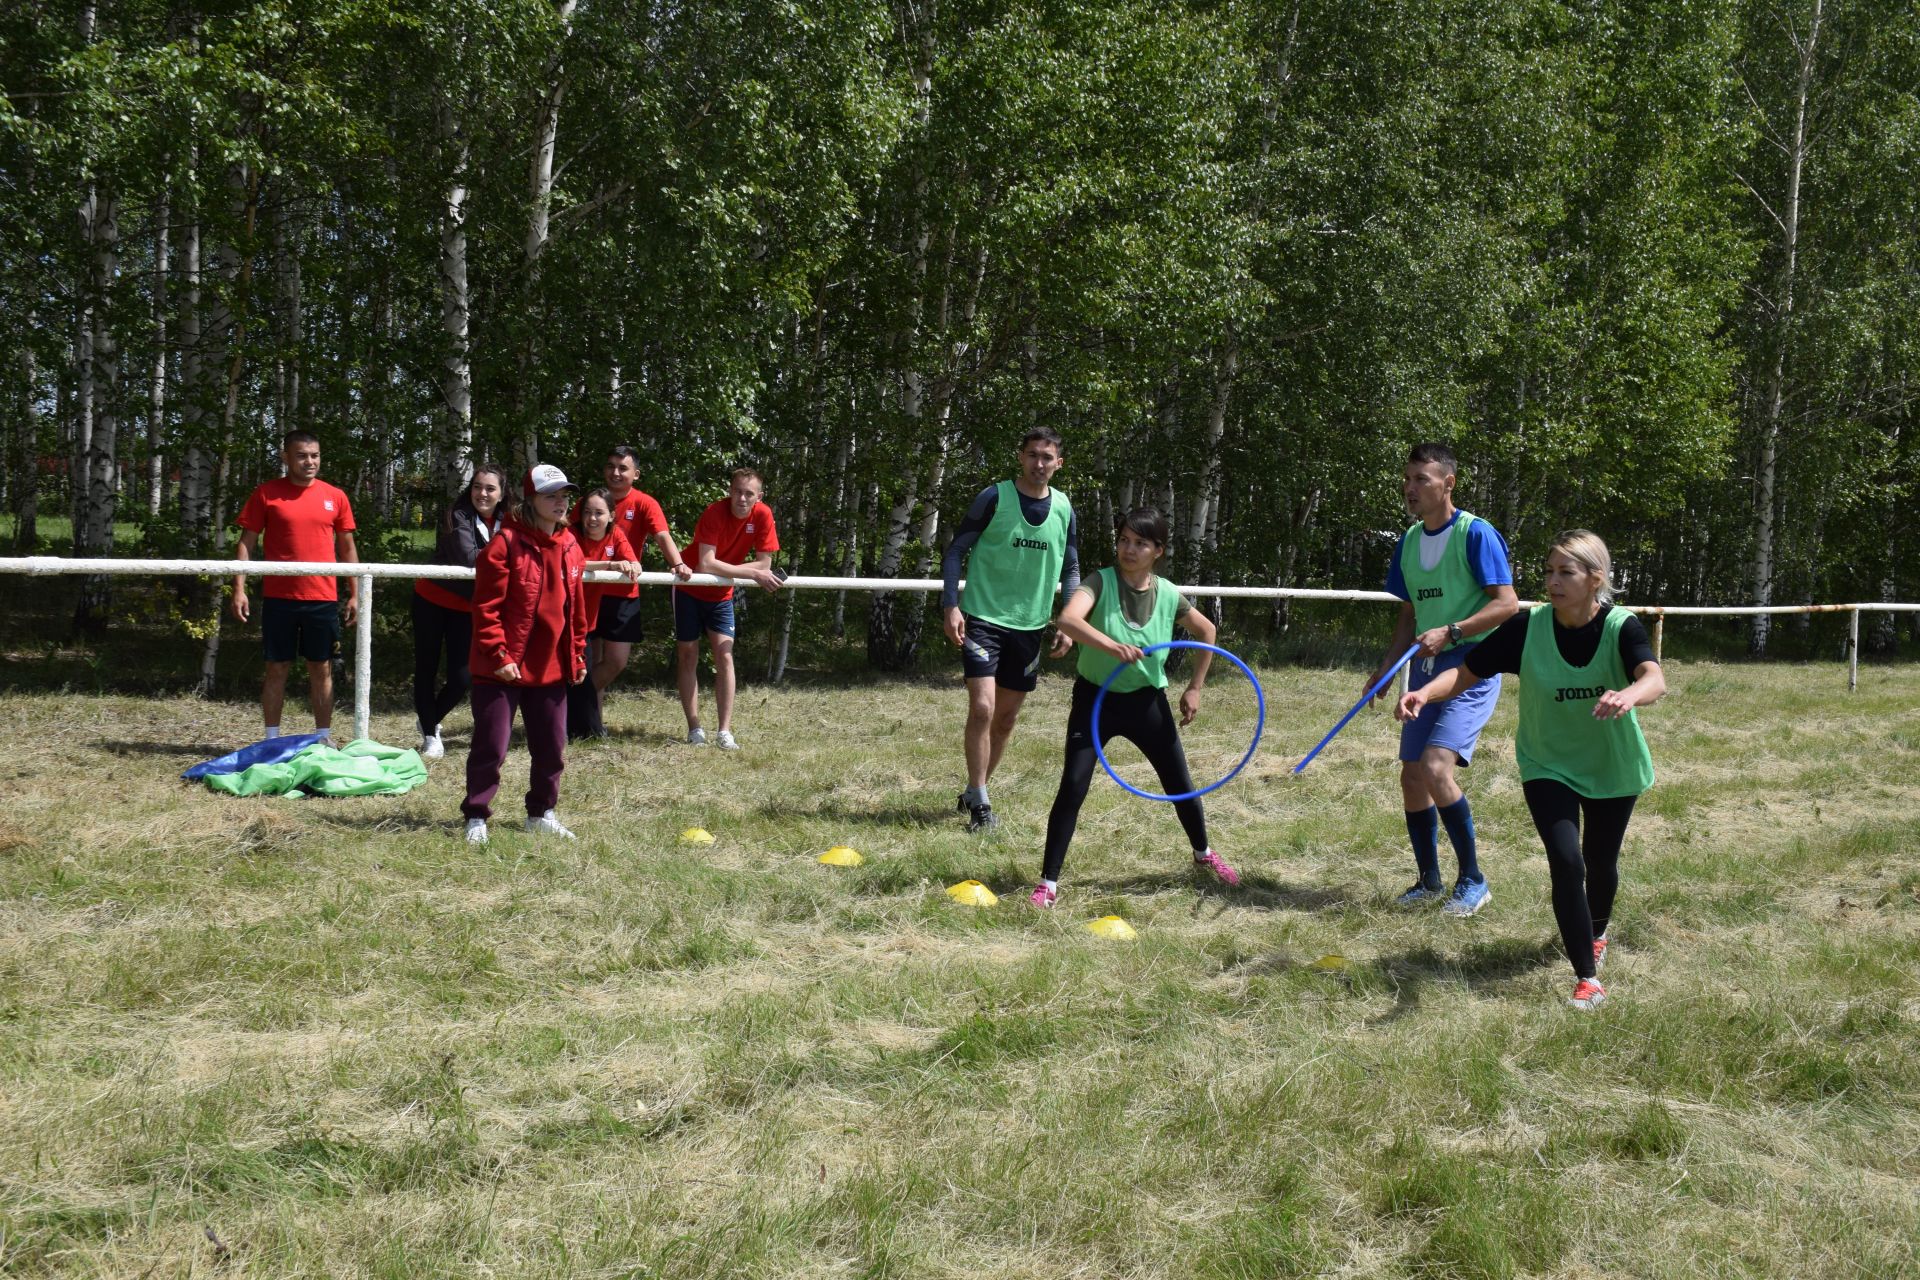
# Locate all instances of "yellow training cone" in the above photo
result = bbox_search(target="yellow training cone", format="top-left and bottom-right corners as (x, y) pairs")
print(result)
(945, 880), (999, 907)
(818, 846), (864, 867)
(680, 827), (716, 845)
(1085, 915), (1138, 940)
(1311, 954), (1351, 972)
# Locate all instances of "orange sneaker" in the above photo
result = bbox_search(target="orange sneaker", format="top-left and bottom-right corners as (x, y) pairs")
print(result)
(1569, 977), (1606, 1010)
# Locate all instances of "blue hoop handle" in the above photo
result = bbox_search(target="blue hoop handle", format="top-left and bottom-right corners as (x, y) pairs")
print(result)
(1091, 640), (1265, 803)
(1291, 642), (1420, 773)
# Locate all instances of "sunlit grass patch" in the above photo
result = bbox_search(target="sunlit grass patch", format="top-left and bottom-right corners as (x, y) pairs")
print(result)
(0, 661), (1916, 1276)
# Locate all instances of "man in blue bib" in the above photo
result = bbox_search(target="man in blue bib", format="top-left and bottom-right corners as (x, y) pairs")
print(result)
(1367, 443), (1518, 916)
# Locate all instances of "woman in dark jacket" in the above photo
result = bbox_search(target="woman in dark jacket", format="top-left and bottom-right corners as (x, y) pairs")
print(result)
(412, 465), (507, 759)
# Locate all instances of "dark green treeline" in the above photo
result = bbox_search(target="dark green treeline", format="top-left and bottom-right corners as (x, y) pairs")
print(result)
(3, 0), (1916, 664)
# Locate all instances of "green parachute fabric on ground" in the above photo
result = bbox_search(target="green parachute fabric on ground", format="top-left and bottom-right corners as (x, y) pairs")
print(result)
(202, 739), (428, 798)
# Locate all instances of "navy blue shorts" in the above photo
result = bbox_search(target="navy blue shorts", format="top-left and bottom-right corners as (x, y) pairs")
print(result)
(1400, 649), (1501, 766)
(591, 594), (646, 644)
(673, 588), (736, 642)
(262, 598), (341, 664)
(961, 615), (1045, 692)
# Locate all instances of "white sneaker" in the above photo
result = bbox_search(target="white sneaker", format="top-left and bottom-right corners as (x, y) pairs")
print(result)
(420, 733), (445, 760)
(464, 818), (488, 845)
(687, 727), (708, 746)
(524, 810), (576, 840)
(715, 729), (740, 751)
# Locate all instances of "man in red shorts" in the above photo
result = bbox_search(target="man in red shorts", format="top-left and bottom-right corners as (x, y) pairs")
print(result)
(568, 445), (694, 714)
(231, 431), (360, 740)
(676, 468), (782, 750)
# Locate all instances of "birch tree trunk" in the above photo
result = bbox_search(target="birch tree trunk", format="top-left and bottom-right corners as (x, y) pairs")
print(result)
(1747, 0), (1822, 656)
(178, 199), (211, 552)
(436, 96), (473, 493)
(13, 346), (41, 552)
(511, 0), (578, 470)
(75, 184), (120, 628)
(197, 163), (260, 698)
(147, 191), (170, 515)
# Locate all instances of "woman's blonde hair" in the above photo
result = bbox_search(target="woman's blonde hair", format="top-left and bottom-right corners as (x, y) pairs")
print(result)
(1548, 529), (1615, 605)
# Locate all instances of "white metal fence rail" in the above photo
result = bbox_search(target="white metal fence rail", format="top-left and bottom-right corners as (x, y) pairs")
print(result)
(2, 556), (1914, 742)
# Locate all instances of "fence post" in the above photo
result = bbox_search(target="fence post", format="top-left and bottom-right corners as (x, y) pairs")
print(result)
(355, 573), (374, 740)
(1651, 615), (1664, 663)
(1848, 607), (1859, 693)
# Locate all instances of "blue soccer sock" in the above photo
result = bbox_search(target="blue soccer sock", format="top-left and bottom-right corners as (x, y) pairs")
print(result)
(1405, 807), (1442, 890)
(1438, 796), (1483, 884)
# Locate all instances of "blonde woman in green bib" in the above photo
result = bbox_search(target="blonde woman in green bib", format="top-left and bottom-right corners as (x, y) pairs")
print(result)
(1395, 530), (1663, 1009)
(1027, 507), (1238, 909)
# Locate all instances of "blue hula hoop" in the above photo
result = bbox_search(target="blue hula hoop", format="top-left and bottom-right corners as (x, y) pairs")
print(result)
(1091, 640), (1265, 803)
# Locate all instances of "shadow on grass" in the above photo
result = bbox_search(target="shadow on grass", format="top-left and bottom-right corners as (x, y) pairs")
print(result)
(1079, 868), (1351, 913)
(751, 795), (961, 829)
(90, 738), (232, 760)
(1368, 936), (1563, 1026)
(313, 811), (452, 834)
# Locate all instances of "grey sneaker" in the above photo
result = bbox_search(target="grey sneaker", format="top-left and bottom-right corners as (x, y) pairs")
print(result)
(464, 818), (488, 845)
(687, 727), (708, 746)
(524, 810), (576, 840)
(715, 729), (740, 751)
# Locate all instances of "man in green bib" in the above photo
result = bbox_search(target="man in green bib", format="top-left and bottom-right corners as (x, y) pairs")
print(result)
(941, 428), (1081, 832)
(1366, 442), (1519, 915)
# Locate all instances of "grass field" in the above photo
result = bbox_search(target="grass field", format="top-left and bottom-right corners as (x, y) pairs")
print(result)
(1, 661), (1917, 1278)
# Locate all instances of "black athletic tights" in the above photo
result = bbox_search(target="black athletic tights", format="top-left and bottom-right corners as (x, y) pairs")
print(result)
(1522, 778), (1637, 979)
(1043, 677), (1208, 882)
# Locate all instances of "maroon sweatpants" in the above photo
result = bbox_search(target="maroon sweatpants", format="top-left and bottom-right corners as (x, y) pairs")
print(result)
(463, 681), (569, 821)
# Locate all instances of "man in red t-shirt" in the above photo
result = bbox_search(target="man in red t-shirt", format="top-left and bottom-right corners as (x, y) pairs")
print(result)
(675, 468), (781, 750)
(568, 445), (694, 706)
(231, 431), (360, 740)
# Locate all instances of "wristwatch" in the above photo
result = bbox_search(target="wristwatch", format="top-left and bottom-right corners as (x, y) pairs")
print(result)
(1446, 622), (1463, 645)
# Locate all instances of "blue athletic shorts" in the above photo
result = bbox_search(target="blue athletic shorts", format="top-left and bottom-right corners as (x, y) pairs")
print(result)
(262, 598), (341, 664)
(673, 588), (736, 642)
(1399, 648), (1501, 765)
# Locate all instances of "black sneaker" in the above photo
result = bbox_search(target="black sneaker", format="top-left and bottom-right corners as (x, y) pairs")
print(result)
(957, 791), (973, 813)
(966, 802), (998, 834)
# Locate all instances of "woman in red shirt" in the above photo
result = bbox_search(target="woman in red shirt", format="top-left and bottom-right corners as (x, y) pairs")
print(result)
(567, 488), (642, 741)
(412, 465), (507, 760)
(462, 465), (591, 844)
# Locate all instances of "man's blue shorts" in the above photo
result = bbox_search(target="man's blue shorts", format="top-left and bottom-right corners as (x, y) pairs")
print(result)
(672, 588), (736, 642)
(1399, 647), (1501, 765)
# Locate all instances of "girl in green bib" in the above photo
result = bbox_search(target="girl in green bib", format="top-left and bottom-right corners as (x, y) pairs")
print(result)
(1395, 530), (1664, 1009)
(1030, 507), (1239, 908)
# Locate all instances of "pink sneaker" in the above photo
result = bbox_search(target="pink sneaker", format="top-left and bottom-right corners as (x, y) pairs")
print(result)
(1028, 883), (1057, 909)
(1570, 977), (1606, 1009)
(1593, 934), (1609, 970)
(1194, 849), (1240, 887)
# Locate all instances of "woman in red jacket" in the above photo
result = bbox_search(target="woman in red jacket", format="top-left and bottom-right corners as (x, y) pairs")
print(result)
(412, 464), (507, 760)
(463, 465), (591, 844)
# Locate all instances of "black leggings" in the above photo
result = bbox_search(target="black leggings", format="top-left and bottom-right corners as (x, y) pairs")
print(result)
(1043, 678), (1208, 882)
(411, 593), (473, 733)
(1522, 778), (1637, 979)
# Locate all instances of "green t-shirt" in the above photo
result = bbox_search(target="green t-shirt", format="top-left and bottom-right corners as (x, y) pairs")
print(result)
(1515, 605), (1655, 797)
(1076, 568), (1182, 692)
(1400, 511), (1486, 649)
(960, 480), (1073, 631)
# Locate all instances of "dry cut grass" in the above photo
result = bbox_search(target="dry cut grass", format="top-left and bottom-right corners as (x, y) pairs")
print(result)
(0, 660), (1917, 1278)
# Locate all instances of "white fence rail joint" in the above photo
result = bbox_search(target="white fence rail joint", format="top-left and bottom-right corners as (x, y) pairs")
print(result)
(2, 556), (1913, 741)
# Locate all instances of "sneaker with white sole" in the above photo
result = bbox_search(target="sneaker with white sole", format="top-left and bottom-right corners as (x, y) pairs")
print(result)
(420, 732), (445, 760)
(464, 818), (488, 845)
(1442, 878), (1492, 917)
(1569, 977), (1606, 1009)
(523, 810), (576, 839)
(1593, 933), (1609, 971)
(715, 729), (740, 751)
(1028, 883), (1057, 909)
(687, 727), (708, 746)
(1396, 881), (1446, 907)
(1194, 849), (1240, 887)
